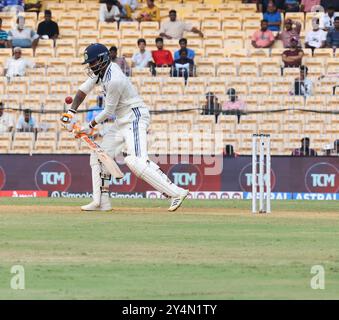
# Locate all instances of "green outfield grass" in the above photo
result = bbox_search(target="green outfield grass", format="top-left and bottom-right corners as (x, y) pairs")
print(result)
(0, 198), (338, 300)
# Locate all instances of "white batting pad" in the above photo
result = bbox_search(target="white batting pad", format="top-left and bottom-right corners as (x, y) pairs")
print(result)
(125, 156), (184, 198)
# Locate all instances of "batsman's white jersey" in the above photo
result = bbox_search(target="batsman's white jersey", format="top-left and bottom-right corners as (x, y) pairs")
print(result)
(79, 61), (188, 211)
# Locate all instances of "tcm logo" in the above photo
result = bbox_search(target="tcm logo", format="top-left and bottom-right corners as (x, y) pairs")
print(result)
(172, 172), (197, 186)
(111, 172), (131, 186)
(238, 163), (276, 192)
(0, 166), (5, 190)
(41, 172), (66, 185)
(305, 163), (338, 193)
(168, 164), (202, 190)
(35, 161), (71, 192)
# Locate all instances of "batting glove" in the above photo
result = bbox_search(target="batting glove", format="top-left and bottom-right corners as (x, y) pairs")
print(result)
(73, 122), (96, 138)
(60, 109), (77, 132)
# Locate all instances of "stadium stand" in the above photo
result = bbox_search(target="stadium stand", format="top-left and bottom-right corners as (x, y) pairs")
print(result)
(0, 0), (338, 156)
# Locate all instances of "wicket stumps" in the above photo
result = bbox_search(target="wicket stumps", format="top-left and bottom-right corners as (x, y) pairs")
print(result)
(252, 134), (271, 213)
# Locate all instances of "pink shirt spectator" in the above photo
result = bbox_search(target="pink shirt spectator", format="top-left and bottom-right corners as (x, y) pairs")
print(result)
(251, 30), (275, 48)
(222, 100), (246, 111)
(278, 21), (302, 48)
(301, 0), (320, 12)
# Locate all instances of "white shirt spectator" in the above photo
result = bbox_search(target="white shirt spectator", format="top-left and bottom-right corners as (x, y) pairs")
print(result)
(305, 29), (327, 48)
(8, 26), (39, 48)
(5, 56), (35, 77)
(132, 50), (152, 68)
(0, 112), (15, 133)
(159, 20), (193, 39)
(320, 12), (338, 30)
(16, 114), (38, 132)
(99, 3), (120, 22)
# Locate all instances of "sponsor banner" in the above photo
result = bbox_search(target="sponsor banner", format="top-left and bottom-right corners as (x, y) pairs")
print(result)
(146, 191), (243, 200)
(293, 193), (338, 201)
(244, 192), (293, 200)
(0, 190), (48, 197)
(50, 191), (144, 199)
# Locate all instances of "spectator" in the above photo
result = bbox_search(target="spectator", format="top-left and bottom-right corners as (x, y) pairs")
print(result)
(223, 144), (239, 157)
(0, 18), (8, 48)
(109, 45), (131, 76)
(292, 65), (313, 96)
(282, 37), (304, 68)
(174, 38), (195, 60)
(277, 18), (302, 48)
(24, 0), (42, 15)
(291, 137), (317, 156)
(201, 92), (221, 123)
(131, 38), (153, 69)
(326, 16), (339, 47)
(8, 16), (39, 52)
(37, 10), (59, 44)
(300, 0), (320, 12)
(151, 37), (173, 67)
(170, 48), (195, 83)
(3, 47), (36, 78)
(251, 20), (275, 48)
(257, 0), (285, 13)
(283, 0), (301, 12)
(86, 95), (104, 123)
(222, 88), (246, 124)
(320, 6), (338, 31)
(114, 0), (138, 21)
(321, 0), (339, 11)
(0, 102), (14, 133)
(16, 109), (38, 134)
(159, 10), (203, 40)
(263, 3), (282, 32)
(99, 0), (120, 23)
(0, 0), (24, 12)
(136, 0), (160, 23)
(333, 139), (339, 155)
(305, 17), (327, 51)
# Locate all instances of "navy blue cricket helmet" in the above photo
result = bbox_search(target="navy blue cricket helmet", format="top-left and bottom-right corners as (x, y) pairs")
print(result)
(83, 43), (110, 77)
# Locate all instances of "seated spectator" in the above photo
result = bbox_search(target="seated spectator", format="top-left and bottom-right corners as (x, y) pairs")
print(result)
(0, 18), (8, 48)
(174, 38), (195, 60)
(86, 96), (104, 123)
(114, 0), (138, 21)
(223, 144), (239, 157)
(8, 16), (39, 52)
(251, 20), (275, 48)
(282, 37), (304, 68)
(222, 88), (246, 124)
(151, 37), (173, 67)
(321, 0), (339, 11)
(305, 17), (327, 52)
(24, 0), (42, 15)
(300, 0), (320, 12)
(131, 38), (153, 69)
(257, 0), (285, 13)
(0, 0), (24, 12)
(291, 137), (317, 156)
(277, 18), (302, 48)
(99, 0), (120, 23)
(283, 0), (301, 12)
(171, 48), (195, 83)
(159, 10), (203, 40)
(4, 47), (36, 78)
(320, 6), (338, 31)
(136, 0), (160, 23)
(292, 65), (313, 96)
(109, 45), (131, 76)
(263, 3), (282, 32)
(16, 109), (38, 134)
(0, 102), (14, 133)
(37, 10), (59, 44)
(326, 16), (339, 47)
(201, 92), (221, 123)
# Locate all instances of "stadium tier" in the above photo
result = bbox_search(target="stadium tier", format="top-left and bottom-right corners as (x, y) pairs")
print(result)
(0, 0), (338, 156)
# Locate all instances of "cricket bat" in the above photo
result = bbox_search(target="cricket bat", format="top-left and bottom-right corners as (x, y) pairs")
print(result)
(73, 124), (124, 179)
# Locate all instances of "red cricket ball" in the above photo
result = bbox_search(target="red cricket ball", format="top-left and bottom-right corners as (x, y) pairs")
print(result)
(65, 96), (73, 104)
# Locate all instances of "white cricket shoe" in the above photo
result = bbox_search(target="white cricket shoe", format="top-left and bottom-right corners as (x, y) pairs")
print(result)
(168, 189), (189, 212)
(81, 195), (112, 212)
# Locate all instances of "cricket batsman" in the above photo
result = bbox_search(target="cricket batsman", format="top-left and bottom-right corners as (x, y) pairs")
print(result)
(61, 43), (189, 212)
